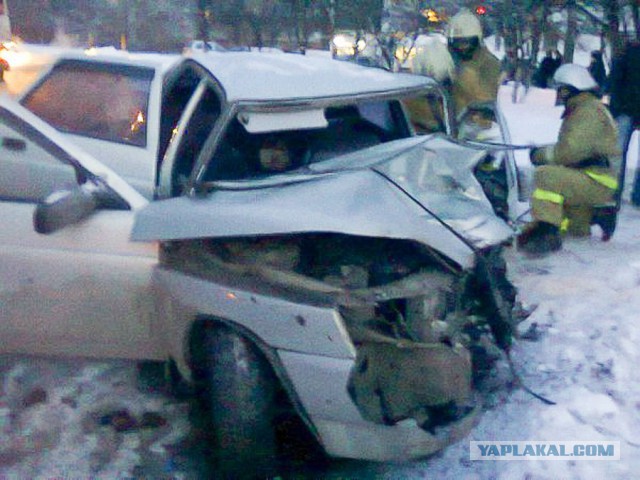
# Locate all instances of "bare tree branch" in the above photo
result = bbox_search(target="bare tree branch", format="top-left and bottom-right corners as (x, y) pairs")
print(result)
(575, 2), (607, 27)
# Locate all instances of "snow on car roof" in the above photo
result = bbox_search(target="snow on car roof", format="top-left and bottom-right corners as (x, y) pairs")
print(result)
(188, 51), (438, 102)
(30, 47), (183, 76)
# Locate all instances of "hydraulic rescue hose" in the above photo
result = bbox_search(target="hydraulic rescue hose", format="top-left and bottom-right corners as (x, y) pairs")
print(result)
(453, 137), (555, 151)
(507, 352), (557, 405)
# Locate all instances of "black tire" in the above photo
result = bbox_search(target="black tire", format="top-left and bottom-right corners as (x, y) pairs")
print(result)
(199, 326), (279, 479)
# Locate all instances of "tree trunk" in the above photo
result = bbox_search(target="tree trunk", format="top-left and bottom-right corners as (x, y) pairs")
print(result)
(292, 0), (302, 49)
(529, 1), (544, 69)
(327, 0), (336, 39)
(603, 0), (622, 59)
(632, 1), (640, 41)
(501, 0), (518, 81)
(301, 0), (310, 51)
(564, 0), (577, 63)
(196, 0), (209, 42)
(541, 0), (549, 50)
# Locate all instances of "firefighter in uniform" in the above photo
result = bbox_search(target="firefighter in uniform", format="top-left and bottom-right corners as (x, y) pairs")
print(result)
(446, 8), (503, 118)
(518, 64), (621, 255)
(404, 36), (455, 134)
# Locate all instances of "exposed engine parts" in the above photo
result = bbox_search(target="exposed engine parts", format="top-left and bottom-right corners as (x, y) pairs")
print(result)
(167, 232), (518, 434)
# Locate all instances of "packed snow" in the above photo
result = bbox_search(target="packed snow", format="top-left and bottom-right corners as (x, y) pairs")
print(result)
(2, 70), (640, 480)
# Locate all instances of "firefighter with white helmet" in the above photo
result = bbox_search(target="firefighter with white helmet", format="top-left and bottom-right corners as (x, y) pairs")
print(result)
(446, 8), (502, 117)
(518, 63), (621, 254)
(553, 63), (599, 92)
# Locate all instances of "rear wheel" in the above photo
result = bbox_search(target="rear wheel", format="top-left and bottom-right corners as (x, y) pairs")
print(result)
(197, 325), (279, 478)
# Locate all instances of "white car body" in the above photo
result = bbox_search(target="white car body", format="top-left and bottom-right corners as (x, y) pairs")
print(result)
(18, 50), (181, 198)
(5, 50), (521, 466)
(0, 96), (483, 461)
(18, 49), (527, 224)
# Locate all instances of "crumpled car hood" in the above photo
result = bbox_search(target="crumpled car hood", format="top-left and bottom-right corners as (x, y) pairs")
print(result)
(132, 135), (513, 268)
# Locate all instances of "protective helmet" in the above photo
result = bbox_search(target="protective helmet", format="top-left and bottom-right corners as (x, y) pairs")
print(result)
(447, 9), (483, 40)
(552, 63), (598, 91)
(411, 36), (455, 82)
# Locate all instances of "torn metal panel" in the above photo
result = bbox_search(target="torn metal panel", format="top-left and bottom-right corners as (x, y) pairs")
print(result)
(153, 264), (357, 363)
(134, 170), (475, 267)
(133, 136), (514, 268)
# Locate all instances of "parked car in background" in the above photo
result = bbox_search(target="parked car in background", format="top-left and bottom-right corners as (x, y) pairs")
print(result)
(183, 39), (227, 54)
(6, 50), (520, 477)
(330, 30), (386, 67)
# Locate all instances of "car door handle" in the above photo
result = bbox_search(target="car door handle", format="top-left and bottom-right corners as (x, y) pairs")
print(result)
(2, 137), (26, 151)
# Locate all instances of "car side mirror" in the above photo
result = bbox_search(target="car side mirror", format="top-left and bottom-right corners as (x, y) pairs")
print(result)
(33, 186), (98, 234)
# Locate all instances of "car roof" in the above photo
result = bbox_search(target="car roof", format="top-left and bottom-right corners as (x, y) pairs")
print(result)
(188, 51), (438, 102)
(31, 49), (438, 103)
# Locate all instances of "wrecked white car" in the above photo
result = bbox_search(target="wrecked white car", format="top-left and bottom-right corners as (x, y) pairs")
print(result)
(132, 136), (518, 476)
(3, 50), (519, 477)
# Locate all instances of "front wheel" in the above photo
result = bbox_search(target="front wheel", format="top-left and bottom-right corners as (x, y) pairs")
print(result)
(197, 325), (279, 478)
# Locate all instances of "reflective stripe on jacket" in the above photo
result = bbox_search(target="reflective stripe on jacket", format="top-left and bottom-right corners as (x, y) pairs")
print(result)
(532, 188), (563, 205)
(584, 169), (618, 190)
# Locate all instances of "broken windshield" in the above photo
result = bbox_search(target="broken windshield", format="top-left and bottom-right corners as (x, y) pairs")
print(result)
(200, 100), (410, 182)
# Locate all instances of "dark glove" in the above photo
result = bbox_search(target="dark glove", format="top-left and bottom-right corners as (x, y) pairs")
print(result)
(529, 147), (546, 166)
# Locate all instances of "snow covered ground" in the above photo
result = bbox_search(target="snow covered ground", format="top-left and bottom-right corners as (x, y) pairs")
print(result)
(2, 84), (640, 479)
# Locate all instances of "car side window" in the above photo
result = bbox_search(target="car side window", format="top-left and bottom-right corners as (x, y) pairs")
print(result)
(22, 60), (153, 147)
(0, 111), (79, 203)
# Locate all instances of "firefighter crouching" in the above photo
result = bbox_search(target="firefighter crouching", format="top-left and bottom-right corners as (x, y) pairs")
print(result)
(518, 64), (621, 255)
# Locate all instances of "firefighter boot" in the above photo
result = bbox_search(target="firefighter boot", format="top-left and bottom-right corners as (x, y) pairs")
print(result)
(517, 222), (562, 255)
(591, 205), (617, 242)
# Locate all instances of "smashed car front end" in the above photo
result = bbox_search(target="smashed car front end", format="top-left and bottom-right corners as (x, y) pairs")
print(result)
(132, 135), (517, 461)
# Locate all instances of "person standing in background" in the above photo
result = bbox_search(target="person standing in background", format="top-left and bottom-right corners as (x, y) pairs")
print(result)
(608, 41), (640, 206)
(404, 36), (455, 134)
(588, 50), (607, 96)
(532, 50), (562, 89)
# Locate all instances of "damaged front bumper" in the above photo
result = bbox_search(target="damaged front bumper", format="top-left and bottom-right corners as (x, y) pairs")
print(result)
(155, 240), (513, 461)
(278, 348), (480, 462)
